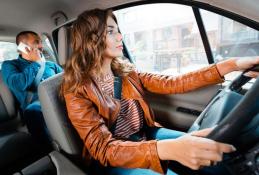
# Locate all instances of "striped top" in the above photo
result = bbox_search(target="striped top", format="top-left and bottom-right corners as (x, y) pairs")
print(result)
(95, 74), (144, 139)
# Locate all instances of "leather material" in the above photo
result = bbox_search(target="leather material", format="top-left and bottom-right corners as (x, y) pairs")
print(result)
(63, 64), (223, 174)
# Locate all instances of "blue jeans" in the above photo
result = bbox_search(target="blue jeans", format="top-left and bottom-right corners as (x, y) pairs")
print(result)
(105, 127), (184, 175)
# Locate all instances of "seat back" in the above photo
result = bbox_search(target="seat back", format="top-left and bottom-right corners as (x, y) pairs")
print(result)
(0, 71), (36, 173)
(0, 70), (20, 131)
(38, 73), (83, 157)
(43, 22), (83, 158)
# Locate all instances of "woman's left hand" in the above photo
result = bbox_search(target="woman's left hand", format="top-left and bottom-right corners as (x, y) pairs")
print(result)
(235, 57), (259, 78)
(216, 57), (259, 78)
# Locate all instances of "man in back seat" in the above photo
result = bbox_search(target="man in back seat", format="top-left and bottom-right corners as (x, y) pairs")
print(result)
(1, 31), (63, 147)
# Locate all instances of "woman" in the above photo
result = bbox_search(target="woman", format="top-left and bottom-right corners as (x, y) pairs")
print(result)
(61, 9), (259, 175)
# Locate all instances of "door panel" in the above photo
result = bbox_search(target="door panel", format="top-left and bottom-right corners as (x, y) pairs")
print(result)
(145, 84), (222, 131)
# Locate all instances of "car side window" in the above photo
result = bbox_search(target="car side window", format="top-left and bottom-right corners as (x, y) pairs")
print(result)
(114, 4), (208, 76)
(200, 9), (259, 81)
(0, 35), (58, 70)
(41, 34), (58, 63)
(0, 41), (18, 69)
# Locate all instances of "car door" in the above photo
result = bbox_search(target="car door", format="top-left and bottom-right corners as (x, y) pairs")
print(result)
(114, 3), (259, 131)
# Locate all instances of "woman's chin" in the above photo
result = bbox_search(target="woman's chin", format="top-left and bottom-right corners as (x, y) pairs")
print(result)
(115, 53), (124, 58)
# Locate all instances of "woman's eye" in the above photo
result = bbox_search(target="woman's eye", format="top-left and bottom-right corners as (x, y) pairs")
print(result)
(107, 30), (120, 35)
(107, 30), (113, 35)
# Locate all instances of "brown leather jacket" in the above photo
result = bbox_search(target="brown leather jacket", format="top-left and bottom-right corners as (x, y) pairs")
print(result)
(63, 64), (223, 174)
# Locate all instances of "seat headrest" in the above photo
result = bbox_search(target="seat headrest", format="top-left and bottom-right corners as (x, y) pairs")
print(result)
(38, 73), (83, 156)
(57, 26), (71, 66)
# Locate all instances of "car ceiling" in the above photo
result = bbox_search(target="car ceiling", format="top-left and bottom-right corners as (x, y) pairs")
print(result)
(0, 0), (258, 41)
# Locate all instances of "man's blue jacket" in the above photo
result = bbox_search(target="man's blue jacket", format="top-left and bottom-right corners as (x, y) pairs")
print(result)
(2, 55), (63, 110)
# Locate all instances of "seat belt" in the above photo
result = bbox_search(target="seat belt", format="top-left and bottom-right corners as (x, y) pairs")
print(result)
(110, 76), (122, 132)
(113, 76), (122, 100)
(25, 61), (46, 106)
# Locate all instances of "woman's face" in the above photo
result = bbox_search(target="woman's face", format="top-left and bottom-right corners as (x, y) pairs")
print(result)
(102, 16), (123, 59)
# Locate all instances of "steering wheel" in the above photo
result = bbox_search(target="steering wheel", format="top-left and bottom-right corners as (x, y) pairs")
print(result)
(188, 65), (259, 143)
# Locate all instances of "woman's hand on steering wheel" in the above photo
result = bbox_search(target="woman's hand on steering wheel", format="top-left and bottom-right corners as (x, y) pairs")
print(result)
(235, 57), (259, 78)
(157, 128), (236, 170)
(216, 57), (259, 78)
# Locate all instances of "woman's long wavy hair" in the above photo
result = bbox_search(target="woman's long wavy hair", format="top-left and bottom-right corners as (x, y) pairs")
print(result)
(61, 9), (135, 95)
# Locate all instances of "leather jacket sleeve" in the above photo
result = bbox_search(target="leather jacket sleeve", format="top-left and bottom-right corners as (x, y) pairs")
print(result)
(137, 64), (224, 94)
(64, 91), (165, 174)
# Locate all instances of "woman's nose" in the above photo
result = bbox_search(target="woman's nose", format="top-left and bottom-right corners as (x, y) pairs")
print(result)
(116, 32), (123, 41)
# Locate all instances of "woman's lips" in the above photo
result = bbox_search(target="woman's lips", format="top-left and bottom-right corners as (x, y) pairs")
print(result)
(116, 45), (123, 49)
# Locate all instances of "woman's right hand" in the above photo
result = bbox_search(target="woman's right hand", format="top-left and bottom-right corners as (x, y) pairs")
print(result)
(157, 128), (236, 170)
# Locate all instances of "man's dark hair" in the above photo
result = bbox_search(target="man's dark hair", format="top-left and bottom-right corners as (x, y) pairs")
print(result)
(16, 31), (38, 45)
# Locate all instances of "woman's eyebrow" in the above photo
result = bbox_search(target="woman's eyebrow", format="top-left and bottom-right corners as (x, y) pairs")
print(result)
(107, 25), (115, 29)
(107, 25), (119, 30)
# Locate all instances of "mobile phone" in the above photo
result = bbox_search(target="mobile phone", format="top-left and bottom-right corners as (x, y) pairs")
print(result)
(17, 42), (31, 54)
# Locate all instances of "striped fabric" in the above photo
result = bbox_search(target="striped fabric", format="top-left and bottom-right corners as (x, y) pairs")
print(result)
(96, 74), (144, 139)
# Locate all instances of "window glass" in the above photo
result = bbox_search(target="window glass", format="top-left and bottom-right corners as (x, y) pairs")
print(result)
(0, 42), (18, 69)
(201, 9), (259, 81)
(114, 4), (208, 75)
(0, 35), (58, 69)
(41, 34), (57, 62)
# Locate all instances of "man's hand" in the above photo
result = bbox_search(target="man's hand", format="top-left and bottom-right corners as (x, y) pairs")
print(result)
(23, 47), (41, 62)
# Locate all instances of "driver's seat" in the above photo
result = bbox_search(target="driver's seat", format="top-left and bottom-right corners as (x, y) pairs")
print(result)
(39, 24), (83, 161)
(38, 72), (84, 164)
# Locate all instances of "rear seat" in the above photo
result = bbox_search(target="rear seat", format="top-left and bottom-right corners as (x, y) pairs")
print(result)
(0, 70), (21, 131)
(0, 71), (38, 173)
